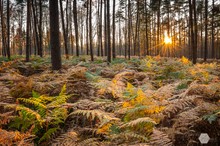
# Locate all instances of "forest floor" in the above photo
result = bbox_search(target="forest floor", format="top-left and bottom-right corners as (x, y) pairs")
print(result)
(0, 56), (219, 146)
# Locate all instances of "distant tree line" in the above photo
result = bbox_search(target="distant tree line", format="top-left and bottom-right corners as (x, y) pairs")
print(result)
(0, 0), (220, 69)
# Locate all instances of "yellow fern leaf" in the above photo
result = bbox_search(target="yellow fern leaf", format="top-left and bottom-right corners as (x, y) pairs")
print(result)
(97, 123), (112, 134)
(127, 82), (134, 94)
(123, 102), (132, 108)
(181, 56), (190, 65)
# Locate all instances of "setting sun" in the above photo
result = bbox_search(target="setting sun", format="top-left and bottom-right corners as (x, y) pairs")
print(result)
(164, 31), (172, 44)
(164, 35), (172, 44)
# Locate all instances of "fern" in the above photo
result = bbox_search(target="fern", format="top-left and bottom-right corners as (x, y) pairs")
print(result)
(203, 109), (220, 124)
(78, 138), (100, 146)
(120, 117), (156, 129)
(85, 72), (100, 82)
(123, 105), (149, 121)
(17, 98), (47, 109)
(16, 105), (43, 124)
(70, 109), (118, 123)
(51, 130), (78, 146)
(47, 95), (69, 108)
(148, 129), (172, 146)
(122, 86), (164, 121)
(9, 84), (69, 143)
(0, 128), (33, 145)
(163, 97), (195, 119)
(38, 127), (60, 143)
(110, 131), (149, 143)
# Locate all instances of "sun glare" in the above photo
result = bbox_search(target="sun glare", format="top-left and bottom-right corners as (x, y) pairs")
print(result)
(164, 36), (172, 44)
(164, 32), (172, 44)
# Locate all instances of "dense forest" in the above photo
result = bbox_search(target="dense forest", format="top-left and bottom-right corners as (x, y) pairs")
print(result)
(0, 0), (219, 145)
(0, 0), (220, 65)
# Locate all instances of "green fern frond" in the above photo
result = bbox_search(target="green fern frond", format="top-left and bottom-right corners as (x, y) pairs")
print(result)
(47, 95), (69, 108)
(126, 105), (149, 114)
(120, 117), (156, 129)
(59, 84), (67, 96)
(85, 72), (100, 82)
(49, 108), (68, 125)
(16, 105), (43, 124)
(38, 127), (60, 143)
(123, 105), (149, 122)
(35, 95), (53, 104)
(32, 91), (40, 98)
(17, 98), (47, 109)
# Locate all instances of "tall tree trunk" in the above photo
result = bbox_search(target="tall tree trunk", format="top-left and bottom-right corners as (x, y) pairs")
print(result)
(97, 0), (100, 56)
(66, 0), (70, 54)
(50, 0), (61, 70)
(119, 17), (122, 56)
(192, 0), (197, 64)
(59, 0), (69, 59)
(112, 0), (116, 59)
(200, 13), (203, 58)
(107, 0), (111, 63)
(204, 0), (208, 61)
(145, 0), (149, 56)
(157, 0), (161, 55)
(104, 0), (107, 56)
(99, 0), (103, 56)
(7, 0), (10, 59)
(128, 0), (131, 59)
(211, 0), (215, 58)
(89, 0), (94, 61)
(86, 1), (89, 55)
(134, 0), (139, 56)
(188, 0), (194, 60)
(0, 0), (6, 56)
(73, 0), (79, 56)
(26, 0), (31, 62)
(80, 7), (84, 54)
(31, 0), (39, 56)
(39, 0), (43, 57)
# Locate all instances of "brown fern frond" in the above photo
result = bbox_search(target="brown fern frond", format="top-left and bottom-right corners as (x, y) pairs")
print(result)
(69, 110), (119, 123)
(77, 138), (100, 146)
(65, 99), (112, 111)
(120, 117), (157, 129)
(109, 131), (149, 143)
(148, 129), (173, 146)
(162, 96), (197, 119)
(0, 111), (15, 125)
(0, 128), (34, 145)
(51, 130), (78, 146)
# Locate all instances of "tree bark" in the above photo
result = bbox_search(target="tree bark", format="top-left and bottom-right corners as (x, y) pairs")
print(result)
(204, 0), (208, 61)
(50, 0), (61, 70)
(86, 1), (89, 55)
(39, 0), (43, 57)
(7, 0), (10, 59)
(59, 0), (69, 59)
(112, 0), (116, 59)
(211, 0), (215, 58)
(188, 0), (194, 60)
(99, 0), (103, 56)
(89, 0), (94, 61)
(31, 0), (39, 56)
(128, 0), (131, 59)
(0, 0), (6, 56)
(192, 0), (197, 64)
(73, 0), (79, 56)
(26, 0), (31, 62)
(107, 0), (111, 63)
